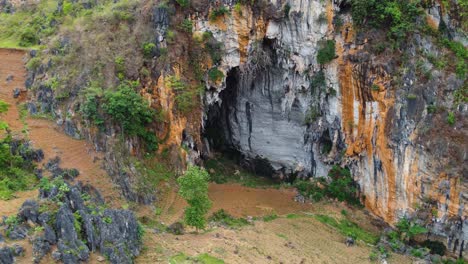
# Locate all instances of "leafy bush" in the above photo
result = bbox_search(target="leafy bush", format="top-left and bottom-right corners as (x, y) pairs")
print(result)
(178, 166), (212, 230)
(142, 42), (156, 58)
(179, 19), (193, 33)
(0, 137), (38, 200)
(175, 0), (189, 8)
(447, 111), (456, 126)
(284, 3), (291, 18)
(210, 6), (230, 21)
(294, 166), (361, 205)
(209, 209), (250, 228)
(208, 68), (224, 82)
(165, 76), (200, 113)
(310, 70), (326, 90)
(317, 40), (336, 65)
(315, 214), (379, 244)
(102, 81), (158, 151)
(350, 0), (422, 43)
(395, 217), (427, 242)
(19, 28), (39, 47)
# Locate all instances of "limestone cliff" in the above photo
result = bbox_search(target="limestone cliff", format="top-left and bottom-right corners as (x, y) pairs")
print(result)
(20, 0), (467, 256)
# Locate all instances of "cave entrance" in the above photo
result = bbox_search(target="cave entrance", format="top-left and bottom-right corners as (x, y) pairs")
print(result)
(203, 67), (278, 183)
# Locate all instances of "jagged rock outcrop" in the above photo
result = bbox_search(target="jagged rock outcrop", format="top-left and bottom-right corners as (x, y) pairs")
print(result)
(1, 177), (142, 263)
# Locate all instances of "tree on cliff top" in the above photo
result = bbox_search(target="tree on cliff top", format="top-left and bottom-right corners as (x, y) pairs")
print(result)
(177, 166), (212, 231)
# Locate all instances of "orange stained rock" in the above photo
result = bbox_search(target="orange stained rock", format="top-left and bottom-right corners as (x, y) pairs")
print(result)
(337, 25), (397, 222)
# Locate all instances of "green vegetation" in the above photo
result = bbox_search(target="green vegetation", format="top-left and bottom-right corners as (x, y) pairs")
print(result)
(210, 6), (230, 21)
(165, 75), (201, 114)
(351, 0), (422, 43)
(209, 209), (250, 228)
(208, 68), (224, 82)
(81, 81), (158, 152)
(175, 0), (189, 8)
(170, 253), (224, 264)
(441, 39), (467, 78)
(284, 3), (291, 18)
(179, 19), (193, 33)
(177, 166), (212, 231)
(447, 111), (456, 126)
(142, 42), (156, 58)
(316, 40), (336, 65)
(262, 214), (278, 222)
(0, 137), (39, 200)
(294, 166), (361, 206)
(394, 217), (427, 242)
(310, 71), (326, 90)
(0, 101), (39, 200)
(304, 107), (320, 125)
(314, 214), (379, 244)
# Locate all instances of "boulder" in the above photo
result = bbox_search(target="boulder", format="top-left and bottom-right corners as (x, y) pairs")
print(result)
(0, 247), (13, 264)
(168, 222), (185, 235)
(18, 200), (39, 224)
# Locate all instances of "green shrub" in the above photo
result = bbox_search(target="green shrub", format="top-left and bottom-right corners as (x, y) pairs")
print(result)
(351, 0), (422, 43)
(19, 28), (39, 47)
(142, 42), (156, 58)
(210, 6), (230, 21)
(317, 40), (336, 65)
(208, 68), (224, 82)
(209, 209), (250, 228)
(395, 217), (427, 242)
(447, 111), (455, 126)
(101, 81), (158, 151)
(26, 57), (41, 70)
(310, 71), (326, 90)
(178, 166), (212, 231)
(294, 166), (361, 206)
(315, 214), (379, 244)
(179, 19), (193, 33)
(262, 214), (278, 222)
(234, 3), (242, 14)
(0, 137), (38, 200)
(304, 107), (320, 124)
(175, 0), (189, 8)
(284, 3), (291, 18)
(165, 76), (200, 113)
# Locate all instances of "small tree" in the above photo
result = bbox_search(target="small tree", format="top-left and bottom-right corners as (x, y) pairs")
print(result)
(177, 166), (212, 231)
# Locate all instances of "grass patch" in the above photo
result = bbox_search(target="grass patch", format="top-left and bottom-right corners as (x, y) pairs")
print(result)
(314, 214), (379, 244)
(286, 213), (301, 219)
(262, 214), (278, 222)
(169, 253), (224, 264)
(0, 137), (39, 200)
(209, 209), (250, 228)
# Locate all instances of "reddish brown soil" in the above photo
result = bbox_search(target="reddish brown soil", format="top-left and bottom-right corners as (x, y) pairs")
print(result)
(0, 48), (123, 213)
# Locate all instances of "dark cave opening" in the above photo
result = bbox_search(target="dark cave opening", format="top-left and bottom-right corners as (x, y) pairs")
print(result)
(203, 66), (277, 179)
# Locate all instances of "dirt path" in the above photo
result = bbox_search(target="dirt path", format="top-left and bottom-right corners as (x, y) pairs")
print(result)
(0, 48), (123, 217)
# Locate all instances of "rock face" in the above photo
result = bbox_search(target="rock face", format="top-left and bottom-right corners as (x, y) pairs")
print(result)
(201, 0), (467, 257)
(23, 0), (466, 257)
(1, 178), (142, 264)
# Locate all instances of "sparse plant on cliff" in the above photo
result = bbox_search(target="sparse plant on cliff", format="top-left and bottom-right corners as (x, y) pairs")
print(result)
(447, 111), (456, 126)
(175, 0), (189, 8)
(208, 68), (224, 82)
(283, 3), (291, 18)
(395, 217), (427, 242)
(178, 166), (212, 231)
(210, 6), (230, 22)
(317, 40), (336, 65)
